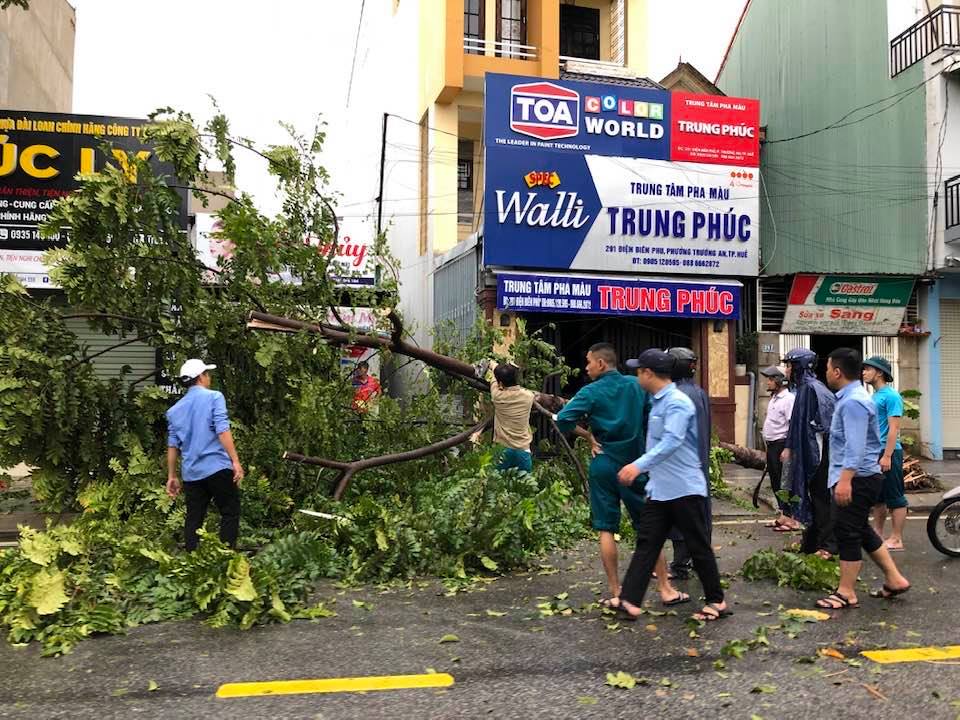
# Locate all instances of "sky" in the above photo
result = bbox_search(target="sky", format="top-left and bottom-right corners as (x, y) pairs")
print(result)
(70, 0), (746, 214)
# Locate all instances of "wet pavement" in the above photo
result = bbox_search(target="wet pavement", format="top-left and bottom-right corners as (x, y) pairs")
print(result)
(1, 518), (957, 719)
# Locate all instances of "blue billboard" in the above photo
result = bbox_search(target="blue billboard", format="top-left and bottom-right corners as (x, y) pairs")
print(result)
(482, 73), (761, 278)
(497, 272), (741, 320)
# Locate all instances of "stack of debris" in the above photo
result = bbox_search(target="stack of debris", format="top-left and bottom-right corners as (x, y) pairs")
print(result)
(903, 456), (940, 492)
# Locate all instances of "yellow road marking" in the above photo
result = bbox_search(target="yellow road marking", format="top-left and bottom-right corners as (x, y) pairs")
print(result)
(861, 646), (960, 664)
(216, 673), (455, 698)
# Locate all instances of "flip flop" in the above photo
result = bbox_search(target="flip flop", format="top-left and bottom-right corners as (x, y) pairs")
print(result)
(884, 544), (905, 552)
(815, 591), (859, 610)
(662, 591), (691, 607)
(615, 606), (640, 622)
(869, 584), (910, 599)
(598, 597), (621, 609)
(692, 603), (732, 622)
(773, 525), (801, 533)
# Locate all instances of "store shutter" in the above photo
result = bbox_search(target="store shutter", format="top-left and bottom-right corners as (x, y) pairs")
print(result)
(942, 300), (960, 449)
(64, 319), (157, 388)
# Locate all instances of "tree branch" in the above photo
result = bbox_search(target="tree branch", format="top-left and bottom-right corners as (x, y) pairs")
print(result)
(285, 416), (493, 500)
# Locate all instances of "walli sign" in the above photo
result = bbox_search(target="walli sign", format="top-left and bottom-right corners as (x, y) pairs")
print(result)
(497, 272), (741, 320)
(483, 74), (761, 277)
(781, 274), (915, 335)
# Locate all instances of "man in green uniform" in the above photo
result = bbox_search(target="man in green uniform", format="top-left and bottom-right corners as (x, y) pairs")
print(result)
(555, 343), (685, 609)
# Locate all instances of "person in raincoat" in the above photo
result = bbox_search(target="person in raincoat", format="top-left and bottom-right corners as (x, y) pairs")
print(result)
(780, 348), (837, 557)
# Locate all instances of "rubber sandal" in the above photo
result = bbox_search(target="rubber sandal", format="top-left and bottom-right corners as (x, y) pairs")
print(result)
(869, 584), (910, 599)
(815, 591), (859, 610)
(598, 597), (621, 609)
(662, 591), (691, 607)
(692, 603), (732, 622)
(615, 606), (640, 622)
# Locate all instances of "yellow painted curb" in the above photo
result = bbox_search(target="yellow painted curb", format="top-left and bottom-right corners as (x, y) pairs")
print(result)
(861, 645), (960, 664)
(216, 672), (455, 698)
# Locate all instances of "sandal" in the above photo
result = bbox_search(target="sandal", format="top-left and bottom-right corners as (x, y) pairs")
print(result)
(815, 591), (859, 610)
(869, 584), (910, 599)
(661, 591), (691, 607)
(615, 605), (641, 622)
(598, 597), (621, 609)
(692, 603), (732, 622)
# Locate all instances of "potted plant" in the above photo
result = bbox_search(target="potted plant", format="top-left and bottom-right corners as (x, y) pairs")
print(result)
(735, 331), (758, 376)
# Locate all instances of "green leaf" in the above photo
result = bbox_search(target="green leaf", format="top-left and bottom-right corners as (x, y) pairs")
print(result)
(480, 555), (499, 572)
(605, 671), (636, 689)
(19, 528), (60, 566)
(577, 696), (598, 705)
(374, 527), (389, 552)
(225, 555), (257, 602)
(485, 609), (507, 617)
(751, 685), (777, 694)
(28, 567), (70, 615)
(439, 634), (460, 644)
(147, 680), (159, 692)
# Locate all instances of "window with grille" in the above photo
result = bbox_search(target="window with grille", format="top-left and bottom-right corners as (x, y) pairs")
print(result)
(464, 0), (484, 54)
(497, 0), (527, 57)
(560, 4), (600, 60)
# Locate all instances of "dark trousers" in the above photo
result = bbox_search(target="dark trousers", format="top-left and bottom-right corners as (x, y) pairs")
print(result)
(765, 439), (786, 512)
(184, 468), (241, 551)
(801, 444), (837, 555)
(669, 496), (712, 575)
(621, 495), (724, 607)
(832, 474), (885, 562)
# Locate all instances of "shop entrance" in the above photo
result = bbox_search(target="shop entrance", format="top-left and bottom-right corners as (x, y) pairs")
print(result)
(810, 334), (862, 383)
(525, 313), (694, 395)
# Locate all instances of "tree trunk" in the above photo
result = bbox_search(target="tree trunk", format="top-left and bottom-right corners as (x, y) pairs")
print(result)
(719, 441), (766, 471)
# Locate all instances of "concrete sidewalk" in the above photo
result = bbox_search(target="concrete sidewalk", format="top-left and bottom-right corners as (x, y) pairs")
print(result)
(719, 458), (960, 516)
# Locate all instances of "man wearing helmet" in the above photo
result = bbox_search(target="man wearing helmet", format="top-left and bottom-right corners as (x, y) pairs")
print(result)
(664, 347), (712, 579)
(759, 365), (796, 530)
(781, 348), (837, 557)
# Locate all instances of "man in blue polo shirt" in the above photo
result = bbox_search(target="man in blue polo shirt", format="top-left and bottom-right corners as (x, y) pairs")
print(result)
(166, 359), (244, 551)
(615, 349), (728, 624)
(815, 348), (909, 610)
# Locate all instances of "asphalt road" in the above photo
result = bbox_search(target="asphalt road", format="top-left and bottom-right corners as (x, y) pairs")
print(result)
(1, 519), (958, 720)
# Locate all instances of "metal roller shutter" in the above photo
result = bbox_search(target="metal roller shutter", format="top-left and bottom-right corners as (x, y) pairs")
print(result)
(942, 300), (960, 449)
(64, 318), (157, 388)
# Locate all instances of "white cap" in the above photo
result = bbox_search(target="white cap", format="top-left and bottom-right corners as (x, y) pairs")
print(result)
(178, 358), (216, 381)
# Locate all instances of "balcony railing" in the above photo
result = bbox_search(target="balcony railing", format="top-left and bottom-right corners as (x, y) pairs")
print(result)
(945, 174), (960, 244)
(890, 4), (960, 76)
(463, 37), (537, 60)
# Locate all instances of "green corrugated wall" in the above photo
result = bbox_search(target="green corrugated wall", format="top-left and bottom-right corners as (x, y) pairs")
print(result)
(717, 0), (928, 276)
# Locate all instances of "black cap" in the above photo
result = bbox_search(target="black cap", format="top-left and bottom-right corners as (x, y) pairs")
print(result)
(625, 349), (675, 374)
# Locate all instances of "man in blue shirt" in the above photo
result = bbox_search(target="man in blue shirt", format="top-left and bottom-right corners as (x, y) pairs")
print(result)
(614, 349), (728, 624)
(555, 343), (684, 610)
(166, 359), (244, 551)
(862, 356), (909, 551)
(664, 346), (712, 579)
(816, 348), (909, 610)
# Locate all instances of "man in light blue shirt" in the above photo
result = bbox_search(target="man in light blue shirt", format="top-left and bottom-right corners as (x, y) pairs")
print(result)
(613, 349), (727, 624)
(815, 348), (909, 611)
(862, 356), (908, 551)
(166, 359), (244, 551)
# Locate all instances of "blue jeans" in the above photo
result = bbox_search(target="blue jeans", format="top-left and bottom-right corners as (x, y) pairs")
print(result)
(497, 447), (533, 472)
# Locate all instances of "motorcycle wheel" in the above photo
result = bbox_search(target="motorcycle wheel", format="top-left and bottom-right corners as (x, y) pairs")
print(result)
(927, 496), (960, 557)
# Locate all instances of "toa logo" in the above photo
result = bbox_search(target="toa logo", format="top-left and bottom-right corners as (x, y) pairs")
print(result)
(510, 82), (580, 141)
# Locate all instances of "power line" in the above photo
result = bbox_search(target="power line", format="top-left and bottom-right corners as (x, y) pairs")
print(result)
(765, 57), (960, 144)
(346, 0), (367, 108)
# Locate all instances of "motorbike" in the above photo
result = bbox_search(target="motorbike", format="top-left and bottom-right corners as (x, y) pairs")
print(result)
(927, 484), (960, 557)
